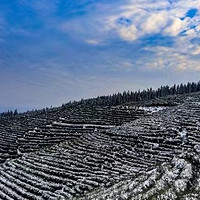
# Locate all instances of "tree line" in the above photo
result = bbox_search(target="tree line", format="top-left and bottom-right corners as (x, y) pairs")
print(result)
(65, 81), (200, 107)
(0, 109), (18, 118)
(1, 81), (200, 117)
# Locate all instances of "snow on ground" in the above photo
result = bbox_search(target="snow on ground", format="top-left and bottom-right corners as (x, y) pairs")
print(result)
(79, 151), (199, 200)
(178, 129), (188, 143)
(52, 122), (116, 128)
(138, 106), (168, 113)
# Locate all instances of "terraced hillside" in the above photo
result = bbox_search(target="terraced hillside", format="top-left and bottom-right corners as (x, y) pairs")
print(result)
(0, 92), (200, 199)
(0, 104), (150, 162)
(80, 149), (200, 200)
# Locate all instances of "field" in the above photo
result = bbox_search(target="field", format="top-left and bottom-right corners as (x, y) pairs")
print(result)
(0, 92), (200, 199)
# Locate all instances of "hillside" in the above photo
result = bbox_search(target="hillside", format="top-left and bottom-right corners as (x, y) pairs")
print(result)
(0, 91), (200, 199)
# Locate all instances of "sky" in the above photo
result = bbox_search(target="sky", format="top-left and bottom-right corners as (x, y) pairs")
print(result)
(0, 0), (200, 112)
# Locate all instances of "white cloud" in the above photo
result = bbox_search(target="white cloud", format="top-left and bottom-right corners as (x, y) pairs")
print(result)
(100, 0), (200, 72)
(141, 11), (169, 34)
(56, 0), (199, 47)
(192, 46), (200, 55)
(196, 25), (200, 32)
(106, 0), (200, 41)
(141, 43), (200, 72)
(118, 24), (138, 41)
(164, 18), (186, 36)
(113, 61), (135, 72)
(16, 0), (200, 74)
(85, 39), (101, 45)
(145, 58), (167, 70)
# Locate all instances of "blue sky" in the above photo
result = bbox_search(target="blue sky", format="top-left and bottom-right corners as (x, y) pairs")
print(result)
(0, 0), (200, 112)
